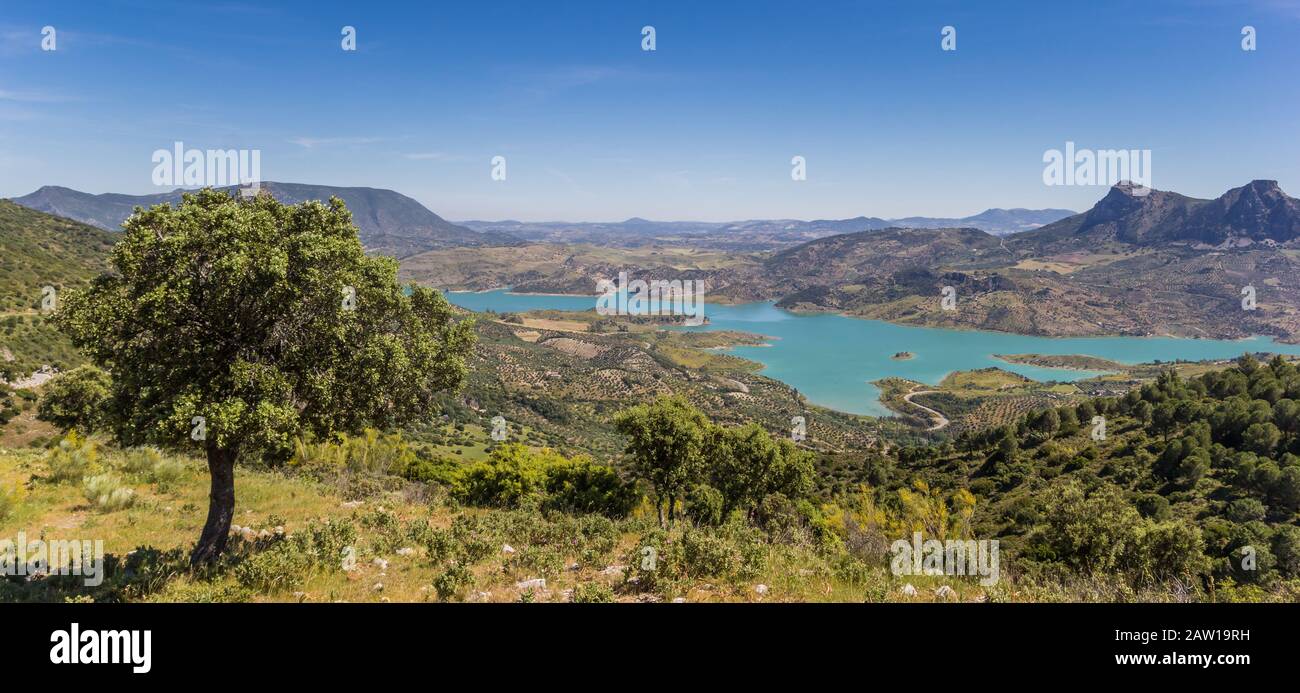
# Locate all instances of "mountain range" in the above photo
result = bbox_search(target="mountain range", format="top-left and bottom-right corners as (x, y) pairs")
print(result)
(9, 182), (521, 259)
(1016, 179), (1300, 250)
(9, 182), (1075, 258)
(460, 207), (1076, 251)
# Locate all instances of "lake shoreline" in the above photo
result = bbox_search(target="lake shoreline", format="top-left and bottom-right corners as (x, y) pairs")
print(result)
(444, 287), (1289, 345)
(442, 287), (1300, 419)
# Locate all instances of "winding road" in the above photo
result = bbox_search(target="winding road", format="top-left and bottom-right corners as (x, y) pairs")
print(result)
(903, 390), (950, 431)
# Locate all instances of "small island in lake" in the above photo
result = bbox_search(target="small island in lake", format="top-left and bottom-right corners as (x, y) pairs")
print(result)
(891, 351), (915, 360)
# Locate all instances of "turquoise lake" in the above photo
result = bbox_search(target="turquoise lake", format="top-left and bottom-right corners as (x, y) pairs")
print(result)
(446, 290), (1300, 417)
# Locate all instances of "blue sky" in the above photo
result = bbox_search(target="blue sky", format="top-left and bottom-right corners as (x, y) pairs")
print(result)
(2, 0), (1298, 221)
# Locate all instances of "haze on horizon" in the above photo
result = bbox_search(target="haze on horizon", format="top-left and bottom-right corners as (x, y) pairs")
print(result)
(1, 0), (1298, 222)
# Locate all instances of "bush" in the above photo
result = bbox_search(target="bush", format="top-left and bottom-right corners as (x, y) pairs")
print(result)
(452, 445), (548, 508)
(404, 455), (459, 485)
(234, 543), (313, 592)
(452, 444), (636, 517)
(82, 474), (135, 512)
(1028, 481), (1144, 576)
(290, 429), (419, 477)
(684, 484), (724, 526)
(1130, 521), (1209, 585)
(571, 582), (615, 603)
(36, 365), (111, 432)
(234, 518), (358, 592)
(1271, 526), (1300, 578)
(509, 544), (566, 580)
(358, 507), (406, 554)
(432, 562), (474, 601)
(623, 523), (767, 595)
(1226, 498), (1268, 523)
(119, 446), (164, 476)
(149, 457), (186, 490)
(1134, 493), (1170, 521)
(46, 432), (98, 484)
(542, 457), (637, 517)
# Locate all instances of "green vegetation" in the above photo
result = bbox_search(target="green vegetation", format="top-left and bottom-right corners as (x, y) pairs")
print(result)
(6, 356), (1300, 602)
(889, 354), (1300, 596)
(0, 200), (115, 313)
(0, 200), (114, 380)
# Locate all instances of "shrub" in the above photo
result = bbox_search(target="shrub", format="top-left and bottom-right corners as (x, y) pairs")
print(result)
(149, 457), (186, 490)
(447, 515), (495, 564)
(119, 446), (165, 476)
(572, 582), (615, 603)
(359, 507), (406, 554)
(684, 484), (724, 526)
(452, 445), (548, 508)
(82, 474), (135, 512)
(289, 518), (358, 566)
(1271, 525), (1300, 578)
(404, 455), (459, 485)
(36, 365), (111, 432)
(432, 562), (474, 601)
(1226, 498), (1268, 523)
(624, 523), (767, 595)
(542, 457), (637, 517)
(1027, 481), (1144, 576)
(46, 432), (98, 484)
(510, 544), (566, 580)
(1130, 521), (1209, 586)
(452, 444), (636, 517)
(1134, 493), (1170, 521)
(233, 518), (358, 592)
(234, 543), (313, 592)
(290, 429), (419, 478)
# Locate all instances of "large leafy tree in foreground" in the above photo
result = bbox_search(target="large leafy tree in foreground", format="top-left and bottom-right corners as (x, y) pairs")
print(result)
(56, 189), (474, 565)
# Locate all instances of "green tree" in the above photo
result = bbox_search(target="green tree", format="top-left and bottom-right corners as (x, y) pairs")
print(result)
(36, 365), (112, 432)
(1272, 525), (1300, 578)
(707, 422), (814, 519)
(56, 190), (474, 565)
(1133, 400), (1154, 426)
(613, 396), (709, 526)
(1242, 422), (1281, 457)
(1032, 480), (1144, 576)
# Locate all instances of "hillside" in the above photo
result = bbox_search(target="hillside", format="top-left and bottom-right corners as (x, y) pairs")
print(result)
(725, 182), (1300, 341)
(0, 201), (114, 380)
(399, 242), (762, 296)
(12, 183), (520, 258)
(6, 355), (1298, 603)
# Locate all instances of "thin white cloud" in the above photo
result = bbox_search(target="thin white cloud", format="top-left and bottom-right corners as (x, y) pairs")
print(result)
(289, 136), (383, 149)
(501, 65), (631, 100)
(403, 151), (466, 161)
(0, 88), (73, 103)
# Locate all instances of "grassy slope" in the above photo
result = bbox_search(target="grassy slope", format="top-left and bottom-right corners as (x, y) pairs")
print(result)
(0, 446), (985, 604)
(0, 200), (116, 378)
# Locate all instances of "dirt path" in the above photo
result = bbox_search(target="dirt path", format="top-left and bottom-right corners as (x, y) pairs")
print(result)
(903, 389), (950, 431)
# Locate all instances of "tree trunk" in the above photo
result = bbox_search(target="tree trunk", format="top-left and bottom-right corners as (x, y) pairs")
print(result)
(190, 445), (238, 567)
